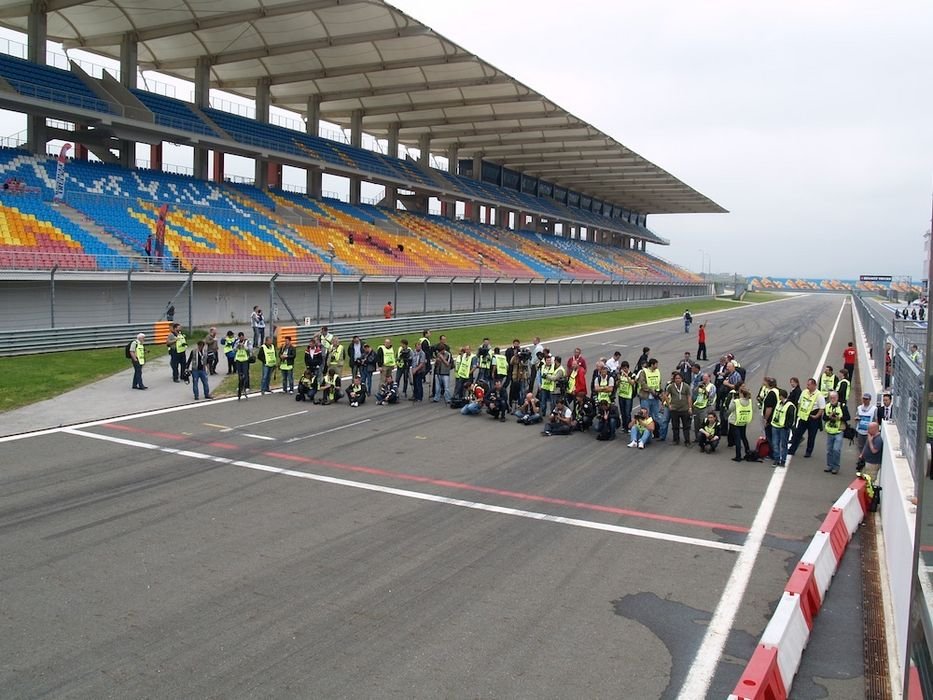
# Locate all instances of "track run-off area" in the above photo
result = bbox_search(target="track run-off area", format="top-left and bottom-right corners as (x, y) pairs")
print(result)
(0, 294), (866, 698)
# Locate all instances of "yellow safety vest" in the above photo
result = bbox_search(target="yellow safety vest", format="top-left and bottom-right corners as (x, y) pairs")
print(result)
(455, 353), (474, 379)
(478, 350), (492, 369)
(320, 332), (334, 351)
(329, 345), (345, 367)
(819, 373), (836, 397)
(596, 377), (613, 403)
(734, 400), (753, 426)
(693, 384), (709, 410)
(824, 404), (844, 434)
(175, 333), (187, 354)
(771, 402), (790, 429)
(262, 345), (277, 367)
(700, 423), (718, 438)
(279, 346), (293, 370)
(135, 342), (145, 365)
(617, 374), (633, 399)
(540, 366), (555, 391)
(495, 354), (508, 375)
(382, 346), (396, 368)
(235, 345), (250, 362)
(223, 336), (235, 353)
(756, 385), (768, 408)
(798, 390), (819, 423)
(642, 368), (661, 392)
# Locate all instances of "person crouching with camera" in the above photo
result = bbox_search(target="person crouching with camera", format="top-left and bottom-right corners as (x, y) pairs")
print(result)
(485, 378), (510, 422)
(542, 397), (574, 436)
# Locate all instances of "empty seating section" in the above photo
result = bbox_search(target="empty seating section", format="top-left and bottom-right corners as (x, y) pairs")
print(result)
(0, 148), (698, 282)
(0, 52), (115, 114)
(130, 90), (217, 136)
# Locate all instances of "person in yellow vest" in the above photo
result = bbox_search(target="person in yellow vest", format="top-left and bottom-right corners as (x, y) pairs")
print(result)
(327, 336), (346, 376)
(616, 361), (635, 429)
(759, 377), (779, 450)
(818, 365), (837, 398)
(696, 412), (721, 453)
(728, 387), (755, 461)
(319, 367), (343, 404)
(129, 332), (147, 390)
(453, 345), (476, 400)
(222, 330), (237, 374)
(234, 332), (252, 400)
(476, 338), (493, 384)
(627, 407), (655, 449)
(279, 335), (296, 394)
(316, 325), (335, 357)
(635, 358), (662, 438)
(691, 372), (716, 436)
(594, 365), (616, 407)
(492, 347), (510, 389)
(377, 338), (396, 384)
(538, 354), (557, 417)
(835, 369), (851, 406)
(260, 336), (277, 394)
(166, 322), (187, 383)
(770, 389), (796, 467)
(788, 378), (826, 459)
(822, 390), (850, 474)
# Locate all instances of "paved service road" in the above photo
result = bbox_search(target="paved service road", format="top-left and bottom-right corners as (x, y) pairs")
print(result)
(0, 294), (864, 698)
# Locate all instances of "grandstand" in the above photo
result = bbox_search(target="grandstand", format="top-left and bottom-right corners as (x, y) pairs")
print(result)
(0, 0), (723, 286)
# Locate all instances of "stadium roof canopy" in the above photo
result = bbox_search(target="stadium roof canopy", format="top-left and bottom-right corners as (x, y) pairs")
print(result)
(0, 0), (726, 216)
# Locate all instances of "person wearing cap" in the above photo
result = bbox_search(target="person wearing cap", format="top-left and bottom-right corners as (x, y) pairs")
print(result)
(129, 332), (147, 390)
(854, 392), (876, 453)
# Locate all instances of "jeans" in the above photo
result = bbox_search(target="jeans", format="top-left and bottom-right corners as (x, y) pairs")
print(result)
(826, 432), (843, 472)
(236, 360), (251, 396)
(771, 427), (789, 464)
(657, 408), (670, 441)
(538, 389), (553, 418)
(281, 368), (294, 393)
(732, 424), (750, 459)
(433, 373), (451, 402)
(261, 364), (275, 392)
(361, 367), (374, 394)
(595, 417), (619, 437)
(253, 326), (264, 348)
(629, 426), (652, 447)
(191, 368), (209, 399)
(412, 371), (425, 401)
(131, 361), (144, 389)
(395, 367), (410, 396)
(618, 397), (633, 428)
(461, 401), (482, 415)
(640, 397), (660, 430)
(170, 350), (181, 381)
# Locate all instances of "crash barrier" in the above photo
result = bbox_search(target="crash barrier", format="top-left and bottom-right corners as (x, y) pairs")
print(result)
(728, 477), (870, 699)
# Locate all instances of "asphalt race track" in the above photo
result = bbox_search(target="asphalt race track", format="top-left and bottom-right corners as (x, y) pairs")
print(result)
(0, 294), (866, 699)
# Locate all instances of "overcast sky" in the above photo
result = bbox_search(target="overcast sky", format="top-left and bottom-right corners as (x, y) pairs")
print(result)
(390, 0), (933, 280)
(2, 1), (931, 279)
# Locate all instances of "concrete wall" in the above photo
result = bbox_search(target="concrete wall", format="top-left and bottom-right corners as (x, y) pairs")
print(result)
(1, 272), (709, 330)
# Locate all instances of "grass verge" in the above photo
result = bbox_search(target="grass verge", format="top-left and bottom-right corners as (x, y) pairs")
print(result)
(1, 298), (748, 409)
(741, 291), (785, 303)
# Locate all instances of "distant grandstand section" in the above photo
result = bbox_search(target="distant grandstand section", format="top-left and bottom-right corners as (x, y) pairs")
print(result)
(0, 0), (724, 285)
(748, 276), (923, 294)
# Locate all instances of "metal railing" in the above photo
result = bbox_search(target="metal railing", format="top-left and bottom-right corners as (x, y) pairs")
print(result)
(854, 294), (924, 482)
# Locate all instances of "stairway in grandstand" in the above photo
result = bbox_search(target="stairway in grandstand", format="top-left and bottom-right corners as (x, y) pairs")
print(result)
(54, 201), (139, 261)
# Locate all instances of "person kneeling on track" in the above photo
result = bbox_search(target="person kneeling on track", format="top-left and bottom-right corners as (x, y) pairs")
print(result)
(571, 391), (597, 432)
(542, 397), (574, 436)
(594, 400), (620, 440)
(514, 392), (542, 425)
(296, 369), (318, 402)
(346, 375), (367, 407)
(375, 375), (399, 405)
(628, 407), (655, 449)
(319, 368), (343, 404)
(697, 412), (721, 453)
(460, 379), (486, 415)
(485, 378), (509, 422)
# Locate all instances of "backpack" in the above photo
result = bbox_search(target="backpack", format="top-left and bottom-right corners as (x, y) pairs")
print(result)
(124, 341), (133, 358)
(755, 436), (771, 460)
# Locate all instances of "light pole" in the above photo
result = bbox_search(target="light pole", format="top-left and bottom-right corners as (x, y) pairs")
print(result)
(327, 243), (336, 324)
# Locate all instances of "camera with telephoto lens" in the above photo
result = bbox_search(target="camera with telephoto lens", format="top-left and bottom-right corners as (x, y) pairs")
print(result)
(477, 346), (490, 358)
(555, 377), (569, 391)
(518, 348), (532, 362)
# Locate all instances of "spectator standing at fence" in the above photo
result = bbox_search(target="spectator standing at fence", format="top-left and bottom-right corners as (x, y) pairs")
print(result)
(842, 342), (856, 382)
(165, 301), (175, 322)
(878, 392), (894, 424)
(854, 392), (875, 452)
(129, 333), (147, 390)
(383, 300), (393, 319)
(251, 306), (265, 347)
(859, 422), (884, 471)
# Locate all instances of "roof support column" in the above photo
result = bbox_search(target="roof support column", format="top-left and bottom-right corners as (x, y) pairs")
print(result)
(441, 144), (458, 220)
(495, 207), (508, 229)
(192, 56), (211, 180)
(253, 77), (271, 188)
(26, 0), (47, 156)
(418, 133), (431, 167)
(382, 122), (399, 209)
(640, 239), (646, 252)
(349, 108), (363, 204)
(472, 153), (482, 181)
(306, 95), (323, 198)
(118, 33), (138, 170)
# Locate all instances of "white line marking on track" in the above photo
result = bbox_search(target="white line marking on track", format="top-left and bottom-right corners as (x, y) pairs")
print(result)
(677, 294), (847, 700)
(62, 427), (742, 552)
(241, 433), (276, 441)
(284, 419), (371, 444)
(222, 410), (308, 432)
(0, 295), (807, 446)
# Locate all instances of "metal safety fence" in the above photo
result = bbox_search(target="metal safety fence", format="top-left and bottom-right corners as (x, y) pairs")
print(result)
(853, 294), (924, 483)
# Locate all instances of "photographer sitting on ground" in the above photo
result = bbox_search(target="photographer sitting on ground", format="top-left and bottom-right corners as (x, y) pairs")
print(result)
(318, 368), (343, 404)
(296, 369), (318, 402)
(594, 399), (621, 440)
(514, 392), (542, 425)
(628, 407), (656, 449)
(460, 379), (486, 415)
(572, 391), (596, 432)
(485, 378), (509, 422)
(346, 375), (367, 407)
(375, 375), (399, 405)
(542, 397), (574, 436)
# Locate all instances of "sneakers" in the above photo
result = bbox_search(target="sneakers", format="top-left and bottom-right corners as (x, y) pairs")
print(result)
(350, 401), (358, 407)
(628, 441), (637, 448)
(638, 443), (645, 449)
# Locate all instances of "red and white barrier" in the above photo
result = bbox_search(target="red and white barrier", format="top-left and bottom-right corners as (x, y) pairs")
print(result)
(729, 478), (869, 699)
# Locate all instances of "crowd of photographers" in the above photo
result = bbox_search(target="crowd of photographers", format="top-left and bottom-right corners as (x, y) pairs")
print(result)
(133, 320), (882, 473)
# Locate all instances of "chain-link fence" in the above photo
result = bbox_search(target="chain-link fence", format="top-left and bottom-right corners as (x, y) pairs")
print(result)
(854, 294), (924, 484)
